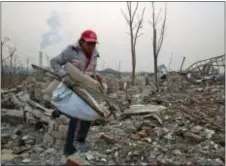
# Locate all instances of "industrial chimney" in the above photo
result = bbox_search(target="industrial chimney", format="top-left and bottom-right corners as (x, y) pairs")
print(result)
(39, 51), (43, 67)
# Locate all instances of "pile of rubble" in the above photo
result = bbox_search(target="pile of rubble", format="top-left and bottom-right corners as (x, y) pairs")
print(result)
(1, 72), (225, 165)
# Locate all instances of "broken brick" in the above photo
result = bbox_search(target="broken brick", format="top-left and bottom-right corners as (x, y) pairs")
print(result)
(100, 134), (117, 144)
(183, 132), (202, 143)
(130, 134), (141, 140)
(67, 159), (82, 166)
(137, 130), (148, 138)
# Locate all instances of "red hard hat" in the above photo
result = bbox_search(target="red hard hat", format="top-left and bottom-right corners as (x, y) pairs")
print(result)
(81, 30), (98, 43)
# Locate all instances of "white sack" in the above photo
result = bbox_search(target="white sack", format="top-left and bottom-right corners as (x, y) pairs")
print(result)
(51, 83), (101, 121)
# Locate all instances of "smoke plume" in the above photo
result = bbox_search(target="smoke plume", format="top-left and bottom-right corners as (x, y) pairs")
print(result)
(40, 10), (61, 49)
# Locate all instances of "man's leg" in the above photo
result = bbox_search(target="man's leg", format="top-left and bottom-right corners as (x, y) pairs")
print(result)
(76, 120), (92, 142)
(64, 118), (77, 156)
(74, 120), (92, 152)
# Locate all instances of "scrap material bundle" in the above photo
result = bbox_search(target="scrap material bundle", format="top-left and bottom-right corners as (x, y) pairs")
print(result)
(32, 62), (125, 121)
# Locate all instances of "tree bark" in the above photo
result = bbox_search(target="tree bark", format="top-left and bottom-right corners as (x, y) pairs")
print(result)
(132, 48), (136, 85)
(154, 55), (158, 91)
(153, 28), (158, 91)
(130, 24), (135, 85)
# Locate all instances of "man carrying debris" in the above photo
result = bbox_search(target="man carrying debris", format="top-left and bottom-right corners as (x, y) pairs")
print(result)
(50, 30), (102, 156)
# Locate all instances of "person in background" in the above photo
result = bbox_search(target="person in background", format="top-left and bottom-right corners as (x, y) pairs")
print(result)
(50, 29), (102, 156)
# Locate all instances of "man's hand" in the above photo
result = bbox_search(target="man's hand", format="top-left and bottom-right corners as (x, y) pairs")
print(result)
(95, 74), (102, 83)
(51, 109), (61, 119)
(62, 75), (73, 88)
(98, 116), (111, 125)
(90, 74), (102, 83)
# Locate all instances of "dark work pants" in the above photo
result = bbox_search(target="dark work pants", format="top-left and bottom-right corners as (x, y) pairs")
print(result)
(64, 117), (92, 155)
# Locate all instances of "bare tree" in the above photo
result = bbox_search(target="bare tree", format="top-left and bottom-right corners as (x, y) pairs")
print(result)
(149, 2), (167, 91)
(8, 46), (16, 83)
(121, 2), (145, 85)
(1, 36), (10, 74)
(27, 58), (29, 76)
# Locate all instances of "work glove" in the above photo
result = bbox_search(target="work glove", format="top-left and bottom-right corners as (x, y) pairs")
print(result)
(95, 74), (102, 83)
(62, 75), (73, 88)
(95, 74), (102, 84)
(90, 74), (102, 83)
(51, 109), (61, 119)
(97, 116), (111, 125)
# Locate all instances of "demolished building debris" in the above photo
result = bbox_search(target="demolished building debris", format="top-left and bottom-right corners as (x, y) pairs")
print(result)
(185, 54), (225, 77)
(1, 57), (225, 165)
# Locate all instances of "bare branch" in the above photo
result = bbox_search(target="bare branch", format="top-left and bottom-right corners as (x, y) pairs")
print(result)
(127, 1), (131, 11)
(1, 36), (10, 46)
(141, 7), (146, 20)
(127, 2), (132, 21)
(155, 8), (162, 24)
(131, 2), (139, 22)
(132, 22), (139, 30)
(156, 16), (162, 25)
(156, 3), (167, 56)
(133, 7), (146, 48)
(121, 9), (130, 24)
(152, 2), (156, 27)
(137, 33), (144, 38)
(3, 55), (12, 61)
(136, 6), (145, 23)
(8, 47), (16, 54)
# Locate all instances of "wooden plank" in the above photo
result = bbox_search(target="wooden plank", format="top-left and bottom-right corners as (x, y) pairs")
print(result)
(64, 62), (102, 93)
(121, 104), (166, 116)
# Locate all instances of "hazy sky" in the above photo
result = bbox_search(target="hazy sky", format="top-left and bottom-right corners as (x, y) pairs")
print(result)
(1, 2), (225, 72)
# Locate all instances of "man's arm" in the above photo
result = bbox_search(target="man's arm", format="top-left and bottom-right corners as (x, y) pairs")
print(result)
(93, 64), (102, 83)
(50, 45), (74, 77)
(93, 53), (102, 82)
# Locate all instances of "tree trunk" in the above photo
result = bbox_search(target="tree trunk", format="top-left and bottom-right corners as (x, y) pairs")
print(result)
(121, 2), (145, 86)
(1, 43), (4, 87)
(1, 42), (4, 74)
(154, 56), (158, 91)
(153, 28), (158, 91)
(132, 48), (136, 85)
(130, 25), (135, 85)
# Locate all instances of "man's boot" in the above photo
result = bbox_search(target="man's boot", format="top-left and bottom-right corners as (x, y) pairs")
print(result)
(74, 120), (92, 152)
